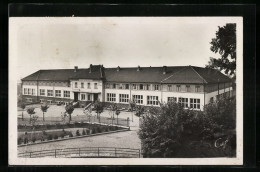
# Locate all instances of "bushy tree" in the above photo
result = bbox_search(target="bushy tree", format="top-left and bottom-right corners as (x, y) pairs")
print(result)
(93, 101), (104, 123)
(40, 103), (49, 121)
(115, 109), (121, 125)
(65, 103), (74, 123)
(129, 100), (136, 122)
(138, 100), (235, 158)
(26, 107), (35, 124)
(110, 103), (117, 125)
(206, 23), (236, 77)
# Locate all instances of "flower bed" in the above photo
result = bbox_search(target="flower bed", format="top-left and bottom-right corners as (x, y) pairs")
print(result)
(17, 122), (129, 146)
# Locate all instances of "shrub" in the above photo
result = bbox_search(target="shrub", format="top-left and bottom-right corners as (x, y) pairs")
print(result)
(92, 128), (96, 134)
(42, 130), (47, 135)
(53, 134), (58, 140)
(32, 137), (36, 143)
(82, 129), (86, 135)
(105, 127), (109, 132)
(97, 127), (102, 133)
(86, 129), (90, 135)
(18, 137), (23, 145)
(23, 137), (28, 144)
(76, 130), (81, 136)
(60, 134), (64, 138)
(47, 135), (53, 140)
(69, 132), (73, 137)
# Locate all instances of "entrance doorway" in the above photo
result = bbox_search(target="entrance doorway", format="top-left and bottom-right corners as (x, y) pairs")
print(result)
(74, 92), (79, 101)
(93, 93), (98, 102)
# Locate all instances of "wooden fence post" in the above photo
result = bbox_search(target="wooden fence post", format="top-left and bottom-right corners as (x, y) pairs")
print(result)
(79, 148), (80, 157)
(97, 147), (99, 157)
(115, 148), (117, 157)
(55, 149), (56, 158)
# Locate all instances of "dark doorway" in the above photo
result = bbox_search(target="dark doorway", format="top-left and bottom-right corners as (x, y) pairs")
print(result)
(93, 93), (98, 102)
(74, 92), (79, 101)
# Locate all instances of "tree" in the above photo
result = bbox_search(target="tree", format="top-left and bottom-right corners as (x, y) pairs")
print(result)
(93, 101), (104, 123)
(65, 103), (74, 123)
(19, 103), (26, 121)
(40, 104), (49, 121)
(206, 23), (236, 77)
(138, 100), (235, 158)
(135, 105), (145, 127)
(26, 107), (35, 124)
(83, 106), (92, 123)
(110, 103), (117, 125)
(115, 109), (121, 125)
(129, 100), (136, 122)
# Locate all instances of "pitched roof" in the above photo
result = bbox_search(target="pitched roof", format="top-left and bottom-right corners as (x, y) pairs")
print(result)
(21, 65), (231, 84)
(21, 69), (76, 81)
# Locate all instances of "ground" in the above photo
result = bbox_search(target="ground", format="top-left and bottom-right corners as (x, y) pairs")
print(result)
(18, 104), (141, 153)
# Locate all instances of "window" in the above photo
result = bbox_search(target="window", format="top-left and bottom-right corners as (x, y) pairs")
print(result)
(32, 89), (35, 95)
(88, 83), (91, 89)
(64, 91), (70, 98)
(119, 94), (129, 103)
(40, 99), (45, 103)
(75, 82), (78, 88)
(55, 90), (61, 97)
(107, 93), (116, 102)
(154, 84), (159, 90)
(190, 98), (200, 109)
(179, 97), (188, 108)
(147, 96), (159, 105)
(125, 84), (129, 89)
(176, 85), (181, 92)
(168, 97), (177, 102)
(186, 85), (190, 92)
(47, 100), (52, 104)
(94, 83), (98, 89)
(167, 85), (172, 91)
(133, 95), (143, 104)
(119, 84), (123, 89)
(195, 86), (200, 92)
(106, 83), (110, 89)
(112, 84), (116, 89)
(24, 88), (28, 95)
(40, 89), (45, 96)
(132, 84), (137, 90)
(139, 84), (144, 90)
(81, 94), (86, 100)
(147, 84), (150, 90)
(81, 82), (84, 88)
(28, 88), (31, 95)
(26, 98), (32, 102)
(88, 94), (91, 101)
(47, 90), (53, 97)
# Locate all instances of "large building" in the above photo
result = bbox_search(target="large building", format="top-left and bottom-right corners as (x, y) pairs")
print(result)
(21, 64), (233, 110)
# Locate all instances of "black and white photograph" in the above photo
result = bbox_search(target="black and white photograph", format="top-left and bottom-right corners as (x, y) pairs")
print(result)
(9, 16), (243, 165)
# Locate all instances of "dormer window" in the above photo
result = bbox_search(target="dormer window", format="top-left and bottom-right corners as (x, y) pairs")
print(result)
(176, 85), (181, 92)
(75, 82), (78, 88)
(186, 85), (190, 92)
(81, 82), (84, 88)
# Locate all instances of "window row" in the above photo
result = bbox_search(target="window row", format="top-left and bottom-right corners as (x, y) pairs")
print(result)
(39, 89), (70, 98)
(167, 85), (201, 92)
(24, 88), (35, 95)
(168, 97), (201, 109)
(74, 82), (98, 89)
(106, 83), (160, 91)
(80, 94), (91, 101)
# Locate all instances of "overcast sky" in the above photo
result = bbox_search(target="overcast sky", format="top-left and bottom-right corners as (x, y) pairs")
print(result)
(9, 17), (241, 80)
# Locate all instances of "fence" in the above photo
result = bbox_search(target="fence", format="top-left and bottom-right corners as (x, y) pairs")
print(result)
(18, 147), (141, 158)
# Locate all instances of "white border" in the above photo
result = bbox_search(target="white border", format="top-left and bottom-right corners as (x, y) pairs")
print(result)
(9, 17), (243, 165)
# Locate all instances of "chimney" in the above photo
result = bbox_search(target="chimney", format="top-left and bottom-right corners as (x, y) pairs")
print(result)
(100, 66), (104, 78)
(117, 66), (120, 72)
(89, 64), (92, 73)
(163, 66), (167, 74)
(74, 66), (78, 72)
(137, 65), (141, 71)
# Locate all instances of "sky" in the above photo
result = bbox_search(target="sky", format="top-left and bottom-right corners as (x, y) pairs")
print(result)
(9, 17), (242, 81)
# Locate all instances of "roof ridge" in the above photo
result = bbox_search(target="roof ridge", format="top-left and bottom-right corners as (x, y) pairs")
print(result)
(189, 66), (208, 83)
(160, 66), (190, 83)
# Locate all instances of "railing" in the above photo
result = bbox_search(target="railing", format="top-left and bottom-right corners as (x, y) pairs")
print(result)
(18, 147), (141, 158)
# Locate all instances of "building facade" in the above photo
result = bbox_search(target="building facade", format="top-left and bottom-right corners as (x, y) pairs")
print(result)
(21, 64), (233, 110)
